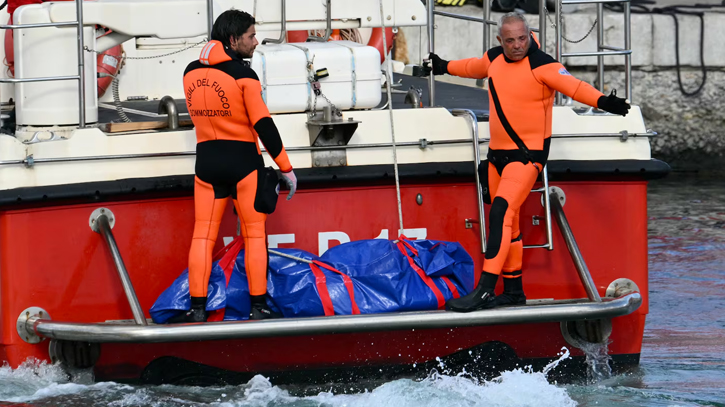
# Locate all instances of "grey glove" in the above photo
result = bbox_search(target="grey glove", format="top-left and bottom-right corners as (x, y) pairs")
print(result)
(280, 169), (297, 200)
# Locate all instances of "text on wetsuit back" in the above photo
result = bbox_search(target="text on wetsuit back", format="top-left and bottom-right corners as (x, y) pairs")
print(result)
(186, 78), (232, 117)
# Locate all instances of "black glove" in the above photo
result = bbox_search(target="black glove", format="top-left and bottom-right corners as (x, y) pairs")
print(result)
(597, 90), (630, 116)
(422, 53), (449, 76)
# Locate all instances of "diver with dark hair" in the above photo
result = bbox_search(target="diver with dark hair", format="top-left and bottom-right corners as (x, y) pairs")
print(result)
(177, 9), (297, 322)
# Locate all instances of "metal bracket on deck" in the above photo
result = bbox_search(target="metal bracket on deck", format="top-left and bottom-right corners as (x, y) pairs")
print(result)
(307, 106), (360, 167)
(606, 278), (640, 298)
(89, 208), (115, 232)
(16, 307), (50, 344)
(541, 186), (566, 208)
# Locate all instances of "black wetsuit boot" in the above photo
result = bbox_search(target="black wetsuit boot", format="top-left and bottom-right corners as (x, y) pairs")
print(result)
(250, 295), (282, 320)
(446, 272), (527, 312)
(499, 274), (527, 306)
(169, 296), (208, 323)
(446, 272), (499, 312)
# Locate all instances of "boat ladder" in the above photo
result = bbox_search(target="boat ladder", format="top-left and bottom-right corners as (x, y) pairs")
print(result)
(0, 0), (88, 127)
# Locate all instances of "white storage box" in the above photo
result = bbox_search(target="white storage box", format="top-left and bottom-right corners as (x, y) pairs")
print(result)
(251, 41), (382, 114)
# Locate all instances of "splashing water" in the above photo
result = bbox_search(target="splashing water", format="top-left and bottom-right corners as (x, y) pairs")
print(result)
(0, 352), (578, 407)
(579, 341), (613, 383)
(542, 347), (571, 376)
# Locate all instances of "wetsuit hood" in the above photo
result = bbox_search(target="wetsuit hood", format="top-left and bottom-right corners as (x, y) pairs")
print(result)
(199, 40), (249, 66)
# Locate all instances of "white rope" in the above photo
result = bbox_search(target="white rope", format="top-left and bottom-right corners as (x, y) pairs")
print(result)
(379, 0), (405, 235)
(268, 249), (312, 264)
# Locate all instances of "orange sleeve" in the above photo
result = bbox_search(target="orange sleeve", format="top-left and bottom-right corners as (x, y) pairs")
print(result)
(447, 51), (492, 79)
(238, 77), (271, 126)
(534, 63), (603, 107)
(239, 77), (292, 172)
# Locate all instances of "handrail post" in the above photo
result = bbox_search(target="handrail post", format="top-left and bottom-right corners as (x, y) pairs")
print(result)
(207, 0), (213, 39)
(307, 0), (332, 42)
(596, 2), (604, 91)
(550, 191), (602, 302)
(542, 165), (554, 251)
(90, 209), (148, 325)
(452, 109), (486, 254)
(427, 0), (435, 106)
(555, 0), (563, 105)
(624, 0), (632, 102)
(75, 0), (85, 128)
(539, 0), (547, 54)
(483, 0), (491, 52)
(262, 0), (286, 44)
(157, 96), (179, 130)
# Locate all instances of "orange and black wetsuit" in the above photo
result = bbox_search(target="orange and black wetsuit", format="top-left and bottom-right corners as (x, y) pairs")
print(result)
(183, 40), (292, 302)
(446, 38), (604, 303)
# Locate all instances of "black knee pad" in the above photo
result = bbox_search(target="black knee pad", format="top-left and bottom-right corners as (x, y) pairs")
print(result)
(485, 197), (509, 259)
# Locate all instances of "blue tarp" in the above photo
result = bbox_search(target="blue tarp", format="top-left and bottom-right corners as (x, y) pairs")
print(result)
(150, 238), (475, 323)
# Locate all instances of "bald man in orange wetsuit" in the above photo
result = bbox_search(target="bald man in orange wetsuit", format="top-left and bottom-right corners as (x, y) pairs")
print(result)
(425, 12), (630, 311)
(177, 10), (297, 322)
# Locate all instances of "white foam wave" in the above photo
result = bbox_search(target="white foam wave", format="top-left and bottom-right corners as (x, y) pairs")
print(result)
(0, 351), (578, 407)
(0, 358), (132, 403)
(217, 350), (577, 407)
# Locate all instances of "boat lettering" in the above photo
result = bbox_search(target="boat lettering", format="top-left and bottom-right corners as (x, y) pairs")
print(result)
(190, 109), (232, 117)
(222, 228), (428, 256)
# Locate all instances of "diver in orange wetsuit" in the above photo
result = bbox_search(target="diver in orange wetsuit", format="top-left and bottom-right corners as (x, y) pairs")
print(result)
(425, 12), (630, 311)
(178, 10), (297, 322)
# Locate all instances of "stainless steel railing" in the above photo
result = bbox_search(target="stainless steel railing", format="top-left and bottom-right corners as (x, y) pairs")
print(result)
(0, 0), (86, 127)
(550, 191), (602, 302)
(525, 165), (554, 251)
(90, 209), (148, 325)
(26, 293), (639, 343)
(0, 131), (656, 167)
(307, 0), (332, 42)
(556, 0), (632, 103)
(262, 0), (287, 44)
(427, 0), (435, 106)
(452, 109), (487, 254)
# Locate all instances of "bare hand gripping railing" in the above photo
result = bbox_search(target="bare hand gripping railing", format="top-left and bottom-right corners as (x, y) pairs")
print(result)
(90, 209), (148, 325)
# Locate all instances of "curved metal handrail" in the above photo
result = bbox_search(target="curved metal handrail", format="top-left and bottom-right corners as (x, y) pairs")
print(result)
(451, 109), (486, 254)
(91, 212), (148, 325)
(28, 293), (640, 344)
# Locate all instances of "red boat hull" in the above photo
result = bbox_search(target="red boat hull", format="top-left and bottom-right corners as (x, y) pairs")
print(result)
(0, 179), (648, 382)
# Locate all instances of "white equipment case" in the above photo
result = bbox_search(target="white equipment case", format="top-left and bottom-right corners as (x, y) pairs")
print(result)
(251, 41), (382, 114)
